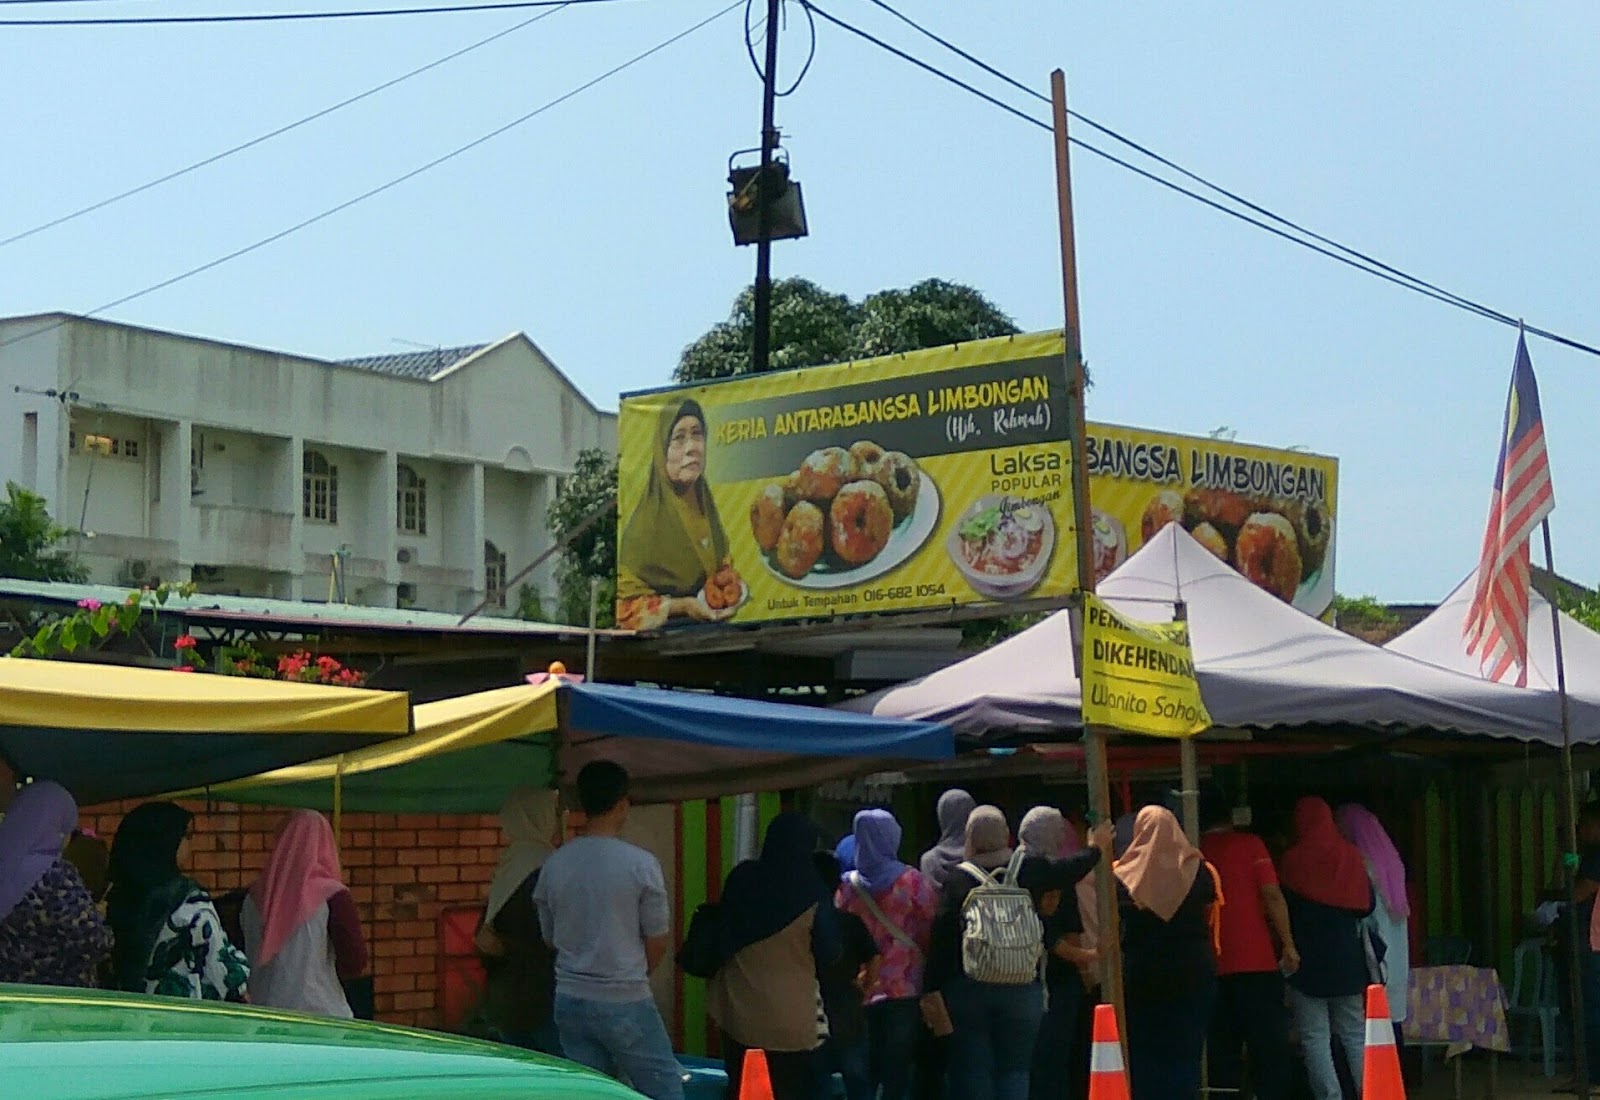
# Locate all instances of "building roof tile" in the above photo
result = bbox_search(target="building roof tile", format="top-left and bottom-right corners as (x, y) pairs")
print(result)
(338, 344), (486, 380)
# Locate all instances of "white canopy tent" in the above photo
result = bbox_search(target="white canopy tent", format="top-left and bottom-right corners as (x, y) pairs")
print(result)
(846, 524), (1580, 746)
(1386, 570), (1600, 739)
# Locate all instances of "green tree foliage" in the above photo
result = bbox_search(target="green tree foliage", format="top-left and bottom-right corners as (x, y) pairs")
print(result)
(1332, 593), (1399, 631)
(1558, 586), (1600, 634)
(0, 482), (88, 583)
(673, 277), (1019, 383)
(545, 449), (619, 628)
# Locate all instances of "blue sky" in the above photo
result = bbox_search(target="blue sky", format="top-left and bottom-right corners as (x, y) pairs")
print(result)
(2, 1), (1596, 602)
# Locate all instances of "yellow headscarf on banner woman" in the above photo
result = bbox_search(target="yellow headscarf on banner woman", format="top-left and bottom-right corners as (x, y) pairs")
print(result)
(617, 398), (730, 607)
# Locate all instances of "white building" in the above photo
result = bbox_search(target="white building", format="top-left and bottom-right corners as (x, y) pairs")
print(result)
(0, 314), (616, 615)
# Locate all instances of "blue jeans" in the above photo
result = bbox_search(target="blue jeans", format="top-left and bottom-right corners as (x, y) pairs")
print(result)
(945, 979), (1045, 1100)
(554, 994), (684, 1100)
(1287, 988), (1364, 1100)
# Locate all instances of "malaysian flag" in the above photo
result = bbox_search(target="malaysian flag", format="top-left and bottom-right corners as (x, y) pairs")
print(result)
(1463, 333), (1555, 686)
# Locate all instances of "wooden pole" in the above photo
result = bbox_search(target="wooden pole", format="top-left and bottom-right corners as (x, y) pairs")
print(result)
(1051, 67), (1127, 1029)
(1543, 518), (1590, 1096)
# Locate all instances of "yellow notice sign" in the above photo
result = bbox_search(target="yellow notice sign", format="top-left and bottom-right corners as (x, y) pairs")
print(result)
(1081, 594), (1211, 738)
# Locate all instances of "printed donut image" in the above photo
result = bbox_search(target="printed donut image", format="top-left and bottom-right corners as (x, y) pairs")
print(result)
(775, 501), (826, 579)
(849, 440), (887, 481)
(1140, 490), (1185, 545)
(704, 564), (744, 611)
(874, 451), (921, 522)
(755, 440), (932, 585)
(829, 481), (894, 566)
(1234, 512), (1303, 603)
(1279, 497), (1331, 580)
(794, 447), (854, 502)
(749, 483), (789, 554)
(1183, 487), (1253, 536)
(1191, 521), (1230, 562)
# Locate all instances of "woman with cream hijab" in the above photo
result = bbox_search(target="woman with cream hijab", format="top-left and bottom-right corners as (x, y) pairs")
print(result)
(477, 787), (562, 1053)
(1114, 806), (1220, 1100)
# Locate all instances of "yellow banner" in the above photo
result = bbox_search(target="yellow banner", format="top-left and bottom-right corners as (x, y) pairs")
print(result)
(1081, 594), (1211, 738)
(615, 332), (1077, 629)
(1084, 424), (1339, 619)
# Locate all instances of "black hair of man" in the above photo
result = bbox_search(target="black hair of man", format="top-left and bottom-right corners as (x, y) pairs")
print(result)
(576, 760), (630, 818)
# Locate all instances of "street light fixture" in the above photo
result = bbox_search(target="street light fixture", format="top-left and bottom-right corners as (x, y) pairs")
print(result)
(727, 148), (809, 247)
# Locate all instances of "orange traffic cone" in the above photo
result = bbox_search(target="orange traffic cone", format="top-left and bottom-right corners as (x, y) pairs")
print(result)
(1088, 1003), (1132, 1100)
(1363, 984), (1407, 1099)
(738, 1047), (775, 1100)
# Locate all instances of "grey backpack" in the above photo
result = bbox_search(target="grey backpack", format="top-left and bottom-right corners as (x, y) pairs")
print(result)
(957, 850), (1045, 985)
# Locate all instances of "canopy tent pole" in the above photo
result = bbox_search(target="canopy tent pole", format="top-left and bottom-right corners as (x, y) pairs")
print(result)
(333, 754), (346, 839)
(1051, 67), (1126, 1034)
(1544, 518), (1590, 1096)
(1174, 601), (1201, 844)
(587, 577), (601, 682)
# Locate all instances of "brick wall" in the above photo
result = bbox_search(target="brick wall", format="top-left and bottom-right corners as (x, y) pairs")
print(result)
(81, 800), (500, 1029)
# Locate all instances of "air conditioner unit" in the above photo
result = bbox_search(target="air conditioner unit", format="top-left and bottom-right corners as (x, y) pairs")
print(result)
(119, 559), (150, 585)
(397, 547), (415, 564)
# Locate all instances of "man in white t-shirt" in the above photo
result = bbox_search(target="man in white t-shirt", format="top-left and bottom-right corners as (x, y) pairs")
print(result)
(533, 761), (682, 1100)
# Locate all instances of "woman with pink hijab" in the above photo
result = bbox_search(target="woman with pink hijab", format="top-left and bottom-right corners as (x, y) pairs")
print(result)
(241, 810), (367, 1016)
(1336, 803), (1410, 1031)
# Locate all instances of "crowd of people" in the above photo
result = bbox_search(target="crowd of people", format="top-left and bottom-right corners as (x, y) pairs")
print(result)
(0, 757), (1418, 1100)
(0, 779), (367, 1017)
(677, 785), (1413, 1100)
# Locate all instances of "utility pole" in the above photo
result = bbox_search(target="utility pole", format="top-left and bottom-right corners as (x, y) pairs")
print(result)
(750, 0), (781, 375)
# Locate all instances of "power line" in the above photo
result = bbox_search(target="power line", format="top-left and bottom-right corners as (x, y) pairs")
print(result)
(818, 0), (1600, 359)
(859, 0), (1500, 325)
(0, 0), (743, 353)
(0, 0), (628, 25)
(0, 5), (570, 248)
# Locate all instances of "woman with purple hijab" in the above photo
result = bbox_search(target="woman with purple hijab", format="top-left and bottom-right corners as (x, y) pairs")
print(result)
(1336, 803), (1410, 1029)
(836, 808), (939, 1100)
(0, 781), (112, 987)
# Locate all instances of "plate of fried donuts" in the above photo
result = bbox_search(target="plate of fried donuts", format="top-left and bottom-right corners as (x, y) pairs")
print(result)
(695, 564), (749, 621)
(1138, 486), (1334, 611)
(749, 441), (941, 589)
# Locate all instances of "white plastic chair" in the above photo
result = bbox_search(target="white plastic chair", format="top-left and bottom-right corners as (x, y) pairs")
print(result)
(1507, 938), (1561, 1077)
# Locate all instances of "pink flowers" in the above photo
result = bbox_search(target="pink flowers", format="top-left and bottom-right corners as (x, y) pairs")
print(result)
(76, 598), (102, 611)
(174, 635), (198, 650)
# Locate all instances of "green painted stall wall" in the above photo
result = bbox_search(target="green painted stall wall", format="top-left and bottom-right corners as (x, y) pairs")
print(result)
(1415, 779), (1562, 985)
(674, 793), (783, 1057)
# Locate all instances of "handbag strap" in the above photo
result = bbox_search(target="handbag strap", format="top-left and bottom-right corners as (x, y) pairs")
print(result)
(850, 873), (921, 957)
(958, 861), (1000, 889)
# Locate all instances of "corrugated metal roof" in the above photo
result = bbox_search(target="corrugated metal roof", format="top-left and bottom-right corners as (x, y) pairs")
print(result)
(0, 577), (622, 638)
(338, 344), (487, 381)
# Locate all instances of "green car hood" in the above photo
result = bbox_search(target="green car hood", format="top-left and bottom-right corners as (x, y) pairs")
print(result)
(0, 984), (639, 1099)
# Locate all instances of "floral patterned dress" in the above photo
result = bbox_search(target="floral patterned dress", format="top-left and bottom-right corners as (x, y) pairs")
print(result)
(0, 860), (113, 987)
(140, 884), (250, 1002)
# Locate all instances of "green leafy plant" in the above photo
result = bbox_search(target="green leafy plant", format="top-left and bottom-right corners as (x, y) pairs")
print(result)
(0, 482), (89, 584)
(10, 582), (197, 658)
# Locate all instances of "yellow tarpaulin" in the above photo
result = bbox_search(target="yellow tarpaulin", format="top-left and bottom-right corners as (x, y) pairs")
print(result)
(205, 680), (559, 792)
(1081, 595), (1211, 738)
(0, 658), (412, 805)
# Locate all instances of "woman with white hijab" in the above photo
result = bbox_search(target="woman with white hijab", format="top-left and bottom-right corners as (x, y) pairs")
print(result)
(476, 787), (562, 1053)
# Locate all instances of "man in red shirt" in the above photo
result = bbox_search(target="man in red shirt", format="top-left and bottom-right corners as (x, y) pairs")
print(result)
(1201, 797), (1299, 1100)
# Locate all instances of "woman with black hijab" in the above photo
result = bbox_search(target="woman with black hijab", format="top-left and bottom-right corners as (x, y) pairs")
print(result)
(107, 802), (249, 1001)
(709, 813), (842, 1100)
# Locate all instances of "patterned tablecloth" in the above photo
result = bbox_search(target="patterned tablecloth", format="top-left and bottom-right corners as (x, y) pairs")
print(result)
(1406, 965), (1512, 1059)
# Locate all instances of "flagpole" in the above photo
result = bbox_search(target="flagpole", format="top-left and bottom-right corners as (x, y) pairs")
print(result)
(1543, 517), (1590, 1095)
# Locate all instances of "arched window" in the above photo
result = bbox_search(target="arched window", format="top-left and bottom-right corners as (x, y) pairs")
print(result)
(303, 449), (338, 524)
(485, 540), (509, 609)
(397, 463), (427, 535)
